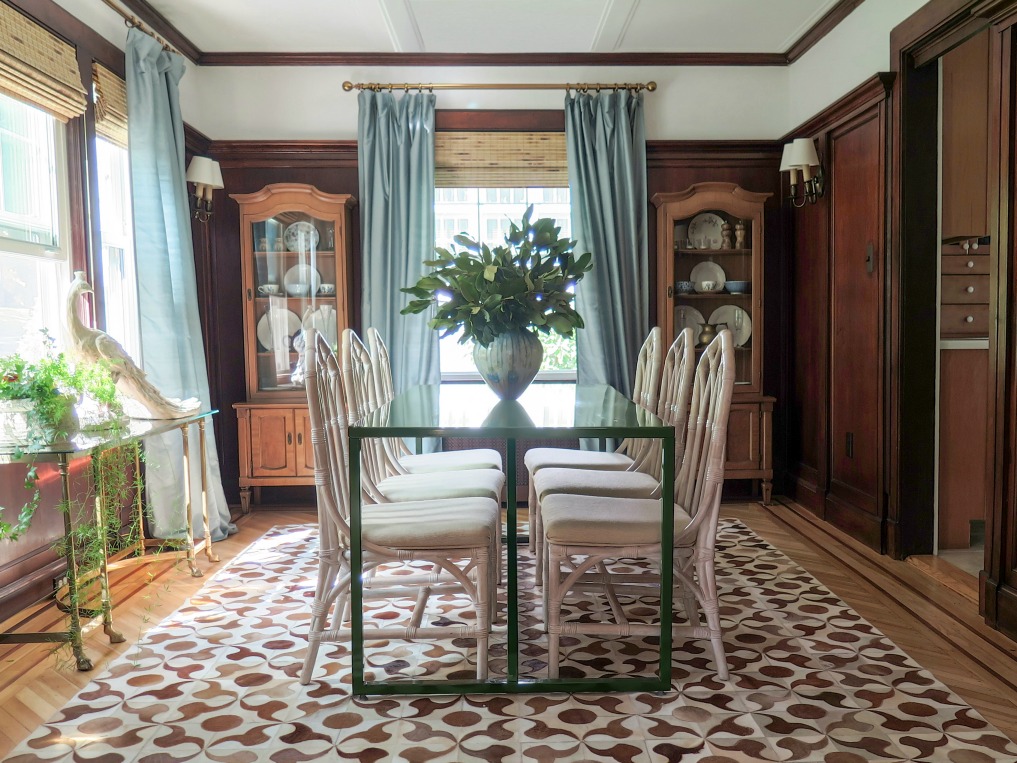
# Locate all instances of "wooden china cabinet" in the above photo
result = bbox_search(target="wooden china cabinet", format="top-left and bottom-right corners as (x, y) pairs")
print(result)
(230, 184), (356, 512)
(652, 183), (774, 502)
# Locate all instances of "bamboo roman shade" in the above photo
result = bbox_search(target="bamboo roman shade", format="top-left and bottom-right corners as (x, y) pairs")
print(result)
(435, 132), (567, 188)
(92, 63), (128, 148)
(0, 3), (88, 122)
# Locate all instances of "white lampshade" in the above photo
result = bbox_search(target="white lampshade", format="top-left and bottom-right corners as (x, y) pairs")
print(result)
(185, 156), (224, 190)
(787, 137), (820, 169)
(779, 142), (796, 172)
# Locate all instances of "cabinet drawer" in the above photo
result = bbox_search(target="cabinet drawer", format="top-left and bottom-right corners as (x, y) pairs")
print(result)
(941, 274), (990, 303)
(942, 254), (989, 275)
(941, 304), (990, 337)
(941, 240), (989, 257)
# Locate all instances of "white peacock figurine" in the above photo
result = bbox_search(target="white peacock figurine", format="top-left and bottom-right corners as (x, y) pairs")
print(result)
(66, 271), (200, 419)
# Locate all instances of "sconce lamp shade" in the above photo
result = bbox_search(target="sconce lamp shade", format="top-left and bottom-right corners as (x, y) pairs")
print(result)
(185, 156), (224, 190)
(788, 138), (820, 169)
(779, 142), (796, 172)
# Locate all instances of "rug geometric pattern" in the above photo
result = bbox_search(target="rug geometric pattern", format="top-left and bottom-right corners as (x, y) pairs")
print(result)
(4, 521), (1016, 763)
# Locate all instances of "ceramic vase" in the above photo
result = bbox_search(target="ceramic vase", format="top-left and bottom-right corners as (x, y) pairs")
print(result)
(472, 329), (544, 400)
(0, 397), (78, 447)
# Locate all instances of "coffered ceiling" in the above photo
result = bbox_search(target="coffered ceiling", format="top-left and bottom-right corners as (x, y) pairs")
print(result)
(118, 0), (850, 63)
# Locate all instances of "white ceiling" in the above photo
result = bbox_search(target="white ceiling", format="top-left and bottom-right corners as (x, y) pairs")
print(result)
(143, 0), (843, 54)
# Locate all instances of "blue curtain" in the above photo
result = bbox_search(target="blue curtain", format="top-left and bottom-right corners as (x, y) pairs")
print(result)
(565, 91), (648, 398)
(126, 28), (234, 541)
(358, 90), (439, 394)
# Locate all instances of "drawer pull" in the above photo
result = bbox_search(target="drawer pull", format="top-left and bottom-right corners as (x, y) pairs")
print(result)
(966, 286), (975, 293)
(965, 315), (974, 323)
(967, 260), (975, 268)
(297, 432), (303, 446)
(287, 432), (293, 445)
(962, 241), (970, 251)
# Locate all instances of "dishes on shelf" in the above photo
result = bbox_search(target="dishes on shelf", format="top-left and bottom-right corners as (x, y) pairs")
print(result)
(687, 212), (725, 250)
(726, 280), (751, 294)
(709, 304), (752, 347)
(676, 305), (706, 335)
(690, 261), (726, 293)
(283, 221), (320, 252)
(302, 305), (337, 348)
(257, 308), (301, 352)
(283, 264), (322, 296)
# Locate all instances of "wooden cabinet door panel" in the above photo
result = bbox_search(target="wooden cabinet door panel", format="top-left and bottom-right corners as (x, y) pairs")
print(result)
(725, 404), (760, 471)
(250, 409), (296, 477)
(828, 113), (882, 520)
(295, 408), (315, 477)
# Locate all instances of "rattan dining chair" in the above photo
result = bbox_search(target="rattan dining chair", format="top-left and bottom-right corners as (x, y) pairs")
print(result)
(299, 329), (497, 684)
(341, 329), (506, 504)
(530, 328), (696, 585)
(540, 330), (736, 680)
(365, 327), (503, 474)
(524, 327), (664, 553)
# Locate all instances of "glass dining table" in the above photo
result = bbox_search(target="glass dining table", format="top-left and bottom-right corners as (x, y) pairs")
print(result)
(348, 383), (675, 695)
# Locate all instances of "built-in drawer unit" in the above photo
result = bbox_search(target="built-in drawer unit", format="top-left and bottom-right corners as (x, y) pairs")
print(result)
(941, 254), (990, 275)
(941, 274), (990, 304)
(941, 304), (990, 337)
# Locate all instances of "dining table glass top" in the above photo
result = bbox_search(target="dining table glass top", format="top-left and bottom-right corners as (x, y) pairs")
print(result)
(353, 383), (667, 436)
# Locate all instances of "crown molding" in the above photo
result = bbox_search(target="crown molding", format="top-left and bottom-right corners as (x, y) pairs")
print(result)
(118, 0), (201, 62)
(782, 72), (896, 141)
(785, 0), (866, 63)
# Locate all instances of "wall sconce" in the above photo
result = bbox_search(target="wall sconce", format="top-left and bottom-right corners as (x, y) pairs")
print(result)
(185, 156), (224, 223)
(780, 137), (824, 208)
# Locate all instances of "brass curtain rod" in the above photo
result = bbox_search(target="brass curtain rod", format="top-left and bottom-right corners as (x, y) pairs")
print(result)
(342, 80), (657, 93)
(99, 0), (180, 55)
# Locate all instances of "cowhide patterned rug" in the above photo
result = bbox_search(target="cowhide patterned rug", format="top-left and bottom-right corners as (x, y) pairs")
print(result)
(4, 521), (1015, 763)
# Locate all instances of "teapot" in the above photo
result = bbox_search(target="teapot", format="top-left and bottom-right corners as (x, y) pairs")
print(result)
(697, 321), (727, 347)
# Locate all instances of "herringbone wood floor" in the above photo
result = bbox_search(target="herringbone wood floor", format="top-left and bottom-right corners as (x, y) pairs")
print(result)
(0, 501), (1015, 759)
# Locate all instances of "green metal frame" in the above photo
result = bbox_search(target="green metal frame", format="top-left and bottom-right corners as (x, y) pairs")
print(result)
(348, 385), (675, 695)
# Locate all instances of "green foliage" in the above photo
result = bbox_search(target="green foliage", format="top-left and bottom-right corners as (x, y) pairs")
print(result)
(0, 330), (124, 541)
(539, 331), (577, 372)
(401, 206), (593, 347)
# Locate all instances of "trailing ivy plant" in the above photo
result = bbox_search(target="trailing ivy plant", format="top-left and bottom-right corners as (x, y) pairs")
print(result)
(0, 330), (124, 541)
(401, 205), (593, 347)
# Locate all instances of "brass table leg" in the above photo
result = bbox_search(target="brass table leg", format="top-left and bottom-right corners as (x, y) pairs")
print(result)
(198, 419), (219, 563)
(180, 424), (201, 577)
(93, 453), (125, 644)
(59, 456), (93, 671)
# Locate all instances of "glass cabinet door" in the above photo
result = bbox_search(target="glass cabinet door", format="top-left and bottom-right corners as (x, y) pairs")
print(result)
(249, 212), (338, 394)
(673, 209), (755, 386)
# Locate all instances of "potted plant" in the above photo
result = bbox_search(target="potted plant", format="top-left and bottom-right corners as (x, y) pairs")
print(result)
(402, 206), (593, 399)
(0, 331), (123, 540)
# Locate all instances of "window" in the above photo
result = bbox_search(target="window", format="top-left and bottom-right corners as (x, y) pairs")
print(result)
(95, 137), (139, 362)
(0, 92), (69, 356)
(433, 186), (576, 381)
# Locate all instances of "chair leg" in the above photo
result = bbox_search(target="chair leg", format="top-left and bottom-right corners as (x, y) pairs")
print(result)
(546, 542), (564, 678)
(534, 494), (545, 587)
(475, 548), (491, 681)
(696, 557), (728, 681)
(300, 558), (343, 685)
(527, 476), (537, 553)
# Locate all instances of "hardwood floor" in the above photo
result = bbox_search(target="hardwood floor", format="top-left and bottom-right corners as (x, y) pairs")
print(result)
(1, 501), (1016, 758)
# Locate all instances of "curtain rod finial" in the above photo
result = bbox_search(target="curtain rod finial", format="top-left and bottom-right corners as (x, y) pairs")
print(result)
(342, 81), (354, 92)
(646, 81), (657, 92)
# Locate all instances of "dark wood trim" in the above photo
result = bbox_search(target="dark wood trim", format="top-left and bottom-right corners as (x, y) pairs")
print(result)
(184, 123), (212, 156)
(209, 140), (358, 168)
(782, 73), (896, 141)
(972, 0), (1017, 22)
(891, 0), (974, 55)
(912, 16), (990, 66)
(197, 51), (789, 67)
(647, 141), (781, 167)
(435, 110), (564, 132)
(786, 0), (866, 63)
(117, 0), (201, 63)
(2, 0), (125, 73)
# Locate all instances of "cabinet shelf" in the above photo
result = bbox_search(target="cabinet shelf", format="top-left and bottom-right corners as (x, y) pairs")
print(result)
(254, 296), (337, 302)
(675, 248), (752, 256)
(253, 250), (336, 256)
(676, 292), (752, 300)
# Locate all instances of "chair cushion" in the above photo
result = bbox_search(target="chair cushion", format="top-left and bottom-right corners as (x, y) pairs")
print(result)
(363, 498), (499, 549)
(379, 468), (504, 502)
(399, 448), (503, 474)
(524, 447), (633, 473)
(534, 467), (658, 500)
(541, 494), (694, 548)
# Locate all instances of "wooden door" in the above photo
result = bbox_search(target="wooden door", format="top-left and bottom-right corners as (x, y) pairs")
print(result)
(826, 110), (884, 550)
(294, 408), (315, 477)
(250, 408), (296, 477)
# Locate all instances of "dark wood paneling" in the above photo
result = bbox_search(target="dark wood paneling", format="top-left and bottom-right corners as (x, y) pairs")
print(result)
(942, 29), (991, 239)
(199, 51), (789, 67)
(939, 348), (989, 549)
(827, 111), (884, 540)
(436, 111), (565, 132)
(784, 74), (896, 141)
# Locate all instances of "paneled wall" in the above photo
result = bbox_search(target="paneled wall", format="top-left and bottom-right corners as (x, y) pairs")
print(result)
(785, 75), (893, 552)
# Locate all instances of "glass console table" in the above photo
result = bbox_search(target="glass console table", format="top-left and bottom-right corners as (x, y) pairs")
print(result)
(0, 410), (220, 670)
(348, 384), (675, 695)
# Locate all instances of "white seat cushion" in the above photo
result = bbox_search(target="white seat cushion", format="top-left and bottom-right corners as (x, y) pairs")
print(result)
(541, 494), (694, 548)
(379, 469), (505, 502)
(534, 467), (658, 501)
(524, 447), (633, 473)
(399, 448), (503, 474)
(363, 498), (499, 549)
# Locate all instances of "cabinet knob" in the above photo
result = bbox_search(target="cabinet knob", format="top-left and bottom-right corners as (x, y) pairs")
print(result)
(967, 260), (975, 268)
(966, 286), (975, 293)
(972, 241), (980, 250)
(667, 285), (674, 299)
(287, 432), (293, 445)
(965, 315), (974, 323)
(962, 241), (970, 251)
(297, 432), (303, 445)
